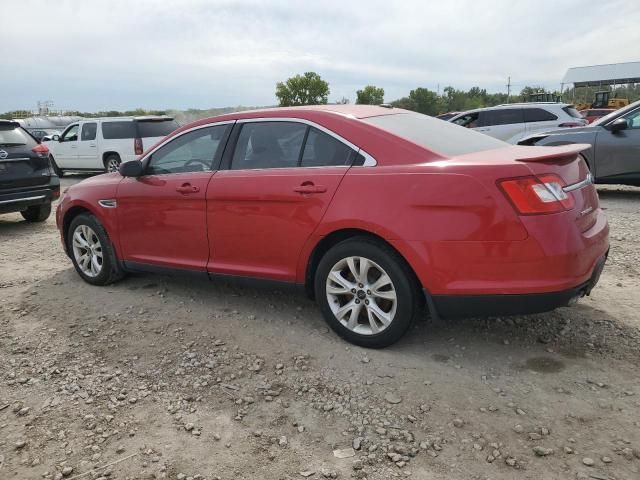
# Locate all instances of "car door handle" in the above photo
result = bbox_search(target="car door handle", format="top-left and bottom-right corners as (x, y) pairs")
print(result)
(294, 183), (327, 194)
(71, 145), (77, 148)
(176, 183), (200, 194)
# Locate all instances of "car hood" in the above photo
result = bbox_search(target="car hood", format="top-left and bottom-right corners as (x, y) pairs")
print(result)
(66, 172), (122, 197)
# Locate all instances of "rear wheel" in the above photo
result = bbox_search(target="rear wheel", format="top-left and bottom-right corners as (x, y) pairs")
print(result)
(21, 203), (51, 222)
(104, 154), (121, 173)
(50, 156), (64, 177)
(314, 237), (421, 348)
(67, 213), (125, 285)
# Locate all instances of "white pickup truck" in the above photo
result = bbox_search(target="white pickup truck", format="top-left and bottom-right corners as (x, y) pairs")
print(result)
(45, 116), (179, 175)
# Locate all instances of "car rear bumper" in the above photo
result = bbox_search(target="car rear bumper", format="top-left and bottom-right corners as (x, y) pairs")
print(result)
(0, 178), (60, 214)
(427, 251), (607, 318)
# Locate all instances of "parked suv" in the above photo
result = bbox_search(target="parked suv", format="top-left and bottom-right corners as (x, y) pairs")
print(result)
(0, 120), (60, 222)
(47, 116), (179, 175)
(449, 103), (587, 143)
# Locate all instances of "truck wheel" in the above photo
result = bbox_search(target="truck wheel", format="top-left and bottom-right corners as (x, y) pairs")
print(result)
(21, 203), (52, 222)
(50, 156), (64, 177)
(104, 155), (121, 173)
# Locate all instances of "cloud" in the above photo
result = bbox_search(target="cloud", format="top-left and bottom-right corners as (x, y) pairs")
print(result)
(2, 0), (639, 111)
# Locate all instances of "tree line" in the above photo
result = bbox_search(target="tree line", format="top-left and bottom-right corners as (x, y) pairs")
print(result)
(275, 72), (640, 115)
(3, 74), (640, 121)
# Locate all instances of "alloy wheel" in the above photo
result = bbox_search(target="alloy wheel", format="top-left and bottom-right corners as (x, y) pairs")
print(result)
(71, 225), (103, 277)
(326, 256), (397, 335)
(106, 158), (120, 172)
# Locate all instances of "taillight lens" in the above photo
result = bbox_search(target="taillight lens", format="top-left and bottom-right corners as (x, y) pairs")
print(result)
(134, 138), (143, 155)
(498, 174), (574, 215)
(32, 143), (49, 158)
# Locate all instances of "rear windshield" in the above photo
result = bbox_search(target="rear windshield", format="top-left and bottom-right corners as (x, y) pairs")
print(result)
(562, 106), (583, 119)
(136, 119), (179, 138)
(0, 125), (37, 147)
(363, 112), (506, 156)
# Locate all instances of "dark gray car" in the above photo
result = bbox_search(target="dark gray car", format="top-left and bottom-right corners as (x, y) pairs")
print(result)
(519, 100), (640, 186)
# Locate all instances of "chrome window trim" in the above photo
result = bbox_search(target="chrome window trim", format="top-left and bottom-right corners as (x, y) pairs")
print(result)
(235, 117), (377, 167)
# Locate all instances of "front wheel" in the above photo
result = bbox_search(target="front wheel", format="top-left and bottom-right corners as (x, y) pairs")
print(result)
(67, 213), (126, 285)
(21, 203), (51, 222)
(314, 237), (421, 348)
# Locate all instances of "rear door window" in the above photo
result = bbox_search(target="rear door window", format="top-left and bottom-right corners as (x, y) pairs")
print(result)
(523, 108), (558, 122)
(483, 109), (524, 126)
(231, 122), (306, 170)
(136, 119), (179, 138)
(102, 121), (136, 139)
(81, 123), (97, 141)
(301, 128), (357, 167)
(0, 125), (37, 147)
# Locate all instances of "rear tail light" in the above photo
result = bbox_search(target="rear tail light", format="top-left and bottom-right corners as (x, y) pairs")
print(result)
(498, 174), (574, 215)
(32, 143), (49, 158)
(134, 138), (143, 155)
(558, 122), (584, 127)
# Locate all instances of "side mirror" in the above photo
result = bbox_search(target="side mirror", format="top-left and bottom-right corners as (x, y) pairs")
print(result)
(52, 135), (60, 141)
(606, 118), (628, 133)
(119, 160), (144, 177)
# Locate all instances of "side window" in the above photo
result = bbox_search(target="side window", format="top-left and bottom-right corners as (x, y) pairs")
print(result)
(523, 108), (558, 122)
(60, 125), (79, 142)
(231, 122), (306, 170)
(623, 108), (640, 129)
(452, 112), (479, 128)
(102, 121), (136, 139)
(484, 109), (524, 126)
(146, 125), (230, 175)
(81, 123), (97, 141)
(301, 128), (356, 167)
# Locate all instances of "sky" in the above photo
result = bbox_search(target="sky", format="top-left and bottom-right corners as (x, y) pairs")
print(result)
(2, 0), (639, 112)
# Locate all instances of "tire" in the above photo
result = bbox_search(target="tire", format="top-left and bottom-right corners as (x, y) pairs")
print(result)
(21, 203), (52, 222)
(50, 156), (64, 177)
(314, 236), (421, 348)
(66, 213), (126, 285)
(104, 154), (121, 173)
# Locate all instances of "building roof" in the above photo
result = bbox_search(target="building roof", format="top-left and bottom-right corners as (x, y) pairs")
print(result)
(562, 61), (640, 87)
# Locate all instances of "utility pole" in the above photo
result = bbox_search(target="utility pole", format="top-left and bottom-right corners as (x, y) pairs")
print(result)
(506, 76), (511, 103)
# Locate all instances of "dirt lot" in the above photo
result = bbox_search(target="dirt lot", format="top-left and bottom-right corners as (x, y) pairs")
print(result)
(1, 176), (639, 480)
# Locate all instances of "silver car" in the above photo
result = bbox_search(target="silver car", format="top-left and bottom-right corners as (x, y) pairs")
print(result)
(519, 100), (640, 186)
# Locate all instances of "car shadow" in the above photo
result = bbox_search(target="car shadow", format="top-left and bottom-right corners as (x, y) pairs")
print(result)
(20, 267), (640, 370)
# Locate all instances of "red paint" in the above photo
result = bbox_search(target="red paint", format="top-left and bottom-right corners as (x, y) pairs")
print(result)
(57, 106), (609, 299)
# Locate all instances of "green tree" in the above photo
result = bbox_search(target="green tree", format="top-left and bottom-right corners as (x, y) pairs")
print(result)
(407, 87), (442, 115)
(356, 85), (385, 105)
(275, 72), (330, 106)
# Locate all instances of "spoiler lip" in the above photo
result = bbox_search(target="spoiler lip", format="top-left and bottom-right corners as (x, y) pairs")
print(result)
(515, 143), (591, 162)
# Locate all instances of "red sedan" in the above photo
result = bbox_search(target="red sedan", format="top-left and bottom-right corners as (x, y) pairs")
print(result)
(56, 105), (609, 348)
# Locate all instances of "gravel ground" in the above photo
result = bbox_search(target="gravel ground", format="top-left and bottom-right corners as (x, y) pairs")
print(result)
(1, 176), (639, 480)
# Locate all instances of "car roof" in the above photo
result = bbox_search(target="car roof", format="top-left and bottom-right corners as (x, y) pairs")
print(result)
(175, 105), (405, 134)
